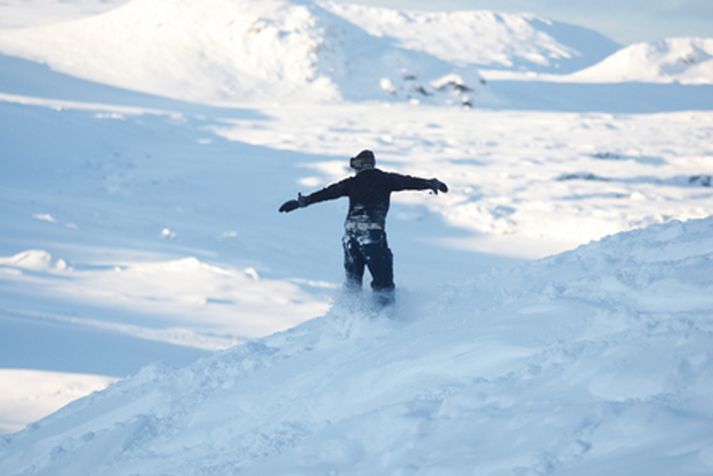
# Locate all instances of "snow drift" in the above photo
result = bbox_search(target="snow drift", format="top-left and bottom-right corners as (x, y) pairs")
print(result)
(1, 217), (712, 475)
(571, 37), (713, 85)
(0, 0), (486, 105)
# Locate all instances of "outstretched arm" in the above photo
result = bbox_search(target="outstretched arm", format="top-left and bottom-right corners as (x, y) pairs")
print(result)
(278, 193), (307, 213)
(278, 178), (351, 213)
(388, 173), (448, 194)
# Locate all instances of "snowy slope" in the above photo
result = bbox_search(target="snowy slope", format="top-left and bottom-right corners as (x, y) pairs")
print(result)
(0, 0), (485, 105)
(1, 217), (712, 475)
(322, 1), (620, 73)
(3, 38), (713, 432)
(571, 37), (713, 84)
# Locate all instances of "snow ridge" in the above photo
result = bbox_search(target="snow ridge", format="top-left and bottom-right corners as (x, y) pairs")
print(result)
(2, 217), (712, 475)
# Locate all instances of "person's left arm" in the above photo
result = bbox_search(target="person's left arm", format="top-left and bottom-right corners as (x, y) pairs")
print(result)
(388, 172), (448, 194)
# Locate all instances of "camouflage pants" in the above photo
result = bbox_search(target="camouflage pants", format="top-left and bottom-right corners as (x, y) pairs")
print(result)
(342, 229), (394, 299)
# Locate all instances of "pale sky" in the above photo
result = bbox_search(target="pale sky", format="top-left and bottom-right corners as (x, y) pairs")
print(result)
(331, 0), (713, 45)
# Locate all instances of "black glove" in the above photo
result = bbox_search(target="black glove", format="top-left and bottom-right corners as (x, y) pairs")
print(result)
(278, 193), (308, 213)
(428, 179), (448, 194)
(279, 200), (299, 213)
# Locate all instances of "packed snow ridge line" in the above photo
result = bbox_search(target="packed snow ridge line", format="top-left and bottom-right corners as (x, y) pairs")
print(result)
(1, 216), (712, 475)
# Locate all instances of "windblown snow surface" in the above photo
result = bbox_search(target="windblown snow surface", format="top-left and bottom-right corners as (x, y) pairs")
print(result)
(1, 217), (712, 475)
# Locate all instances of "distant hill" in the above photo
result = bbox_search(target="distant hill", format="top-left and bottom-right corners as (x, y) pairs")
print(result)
(570, 37), (713, 84)
(321, 1), (620, 73)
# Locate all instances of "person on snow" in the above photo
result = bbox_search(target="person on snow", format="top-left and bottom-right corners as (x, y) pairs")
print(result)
(278, 149), (448, 306)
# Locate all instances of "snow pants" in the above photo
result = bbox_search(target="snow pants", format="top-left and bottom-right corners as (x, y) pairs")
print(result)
(342, 229), (395, 304)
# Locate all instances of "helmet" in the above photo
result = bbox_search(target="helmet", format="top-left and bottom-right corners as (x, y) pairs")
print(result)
(350, 149), (375, 171)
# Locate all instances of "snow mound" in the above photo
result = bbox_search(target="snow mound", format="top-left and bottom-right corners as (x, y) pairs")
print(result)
(571, 37), (713, 84)
(321, 2), (620, 73)
(0, 250), (325, 340)
(0, 0), (485, 105)
(1, 217), (712, 475)
(0, 249), (66, 271)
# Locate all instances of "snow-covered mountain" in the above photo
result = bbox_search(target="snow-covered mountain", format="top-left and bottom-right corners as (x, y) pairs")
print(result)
(321, 1), (620, 73)
(1, 217), (712, 475)
(0, 0), (626, 107)
(0, 0), (486, 105)
(571, 37), (713, 84)
(5, 0), (710, 108)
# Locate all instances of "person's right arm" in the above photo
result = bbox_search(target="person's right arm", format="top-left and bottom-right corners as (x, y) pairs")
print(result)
(278, 178), (351, 213)
(304, 178), (351, 205)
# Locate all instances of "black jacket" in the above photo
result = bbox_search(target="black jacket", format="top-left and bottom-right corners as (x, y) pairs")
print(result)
(304, 168), (434, 228)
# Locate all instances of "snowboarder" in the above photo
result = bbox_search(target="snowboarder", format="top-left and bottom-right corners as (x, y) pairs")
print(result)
(279, 149), (448, 307)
